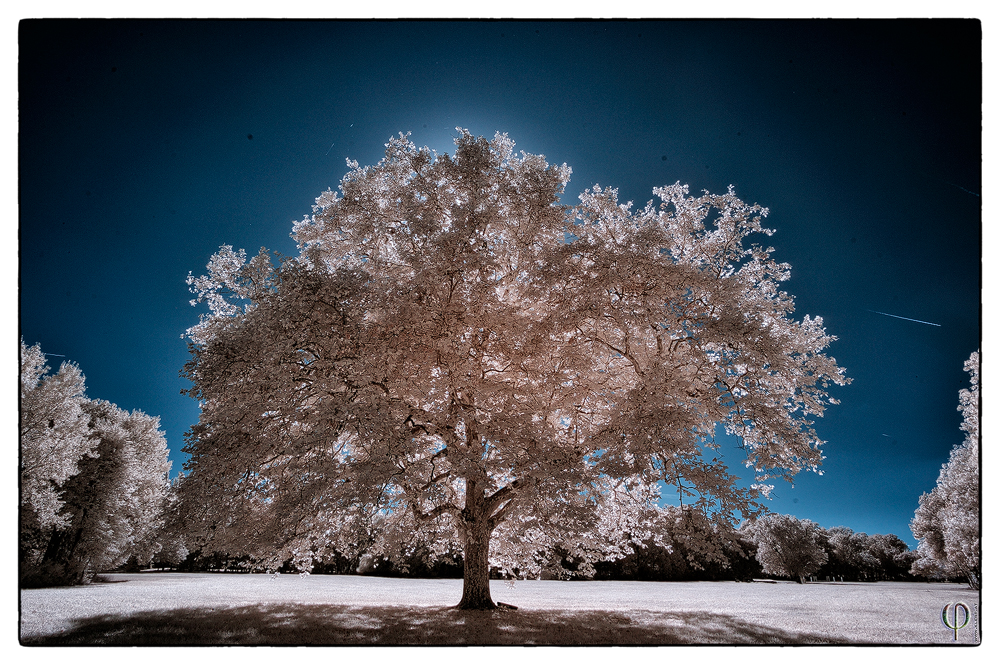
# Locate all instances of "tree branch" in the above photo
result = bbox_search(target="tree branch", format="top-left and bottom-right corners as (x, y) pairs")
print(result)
(411, 502), (459, 523)
(484, 477), (524, 517)
(487, 497), (517, 531)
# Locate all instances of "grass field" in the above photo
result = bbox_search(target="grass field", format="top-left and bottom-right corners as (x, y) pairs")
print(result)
(19, 572), (981, 645)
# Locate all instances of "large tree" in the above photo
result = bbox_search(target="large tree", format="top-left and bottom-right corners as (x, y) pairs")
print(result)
(910, 350), (980, 588)
(180, 130), (848, 608)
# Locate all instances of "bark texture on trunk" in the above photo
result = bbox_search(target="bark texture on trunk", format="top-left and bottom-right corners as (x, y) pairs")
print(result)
(457, 521), (495, 610)
(457, 478), (497, 610)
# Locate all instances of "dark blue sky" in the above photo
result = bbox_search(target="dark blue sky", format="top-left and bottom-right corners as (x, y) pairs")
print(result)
(18, 20), (980, 546)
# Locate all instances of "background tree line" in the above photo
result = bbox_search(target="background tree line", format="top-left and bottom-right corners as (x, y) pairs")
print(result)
(146, 504), (922, 585)
(19, 339), (979, 589)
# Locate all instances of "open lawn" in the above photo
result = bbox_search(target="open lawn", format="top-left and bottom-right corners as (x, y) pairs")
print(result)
(19, 573), (980, 646)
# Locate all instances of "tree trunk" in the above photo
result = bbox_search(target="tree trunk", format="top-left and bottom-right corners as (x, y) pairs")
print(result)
(457, 479), (496, 610)
(458, 520), (495, 609)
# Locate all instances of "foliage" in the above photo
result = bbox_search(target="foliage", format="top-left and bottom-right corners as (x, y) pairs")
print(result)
(815, 527), (914, 582)
(594, 504), (757, 582)
(156, 476), (193, 567)
(819, 526), (877, 580)
(180, 130), (848, 608)
(741, 513), (828, 583)
(19, 341), (172, 586)
(20, 340), (93, 534)
(910, 350), (980, 588)
(864, 533), (918, 581)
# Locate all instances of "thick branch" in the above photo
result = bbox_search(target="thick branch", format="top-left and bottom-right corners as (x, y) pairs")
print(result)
(484, 477), (524, 517)
(487, 497), (517, 531)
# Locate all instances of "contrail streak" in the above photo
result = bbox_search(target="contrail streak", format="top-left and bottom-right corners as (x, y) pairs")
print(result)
(948, 182), (979, 197)
(868, 310), (941, 327)
(919, 171), (979, 197)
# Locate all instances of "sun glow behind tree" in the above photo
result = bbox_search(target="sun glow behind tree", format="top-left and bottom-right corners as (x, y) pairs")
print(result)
(179, 130), (848, 609)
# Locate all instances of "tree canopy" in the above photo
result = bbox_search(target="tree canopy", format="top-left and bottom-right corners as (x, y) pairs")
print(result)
(20, 340), (92, 534)
(180, 130), (848, 608)
(740, 513), (828, 583)
(910, 350), (980, 588)
(20, 340), (172, 586)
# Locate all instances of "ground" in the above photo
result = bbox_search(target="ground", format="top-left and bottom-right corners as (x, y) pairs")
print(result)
(19, 573), (981, 645)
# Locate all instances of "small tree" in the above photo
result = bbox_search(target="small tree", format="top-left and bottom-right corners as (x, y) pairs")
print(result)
(910, 350), (980, 588)
(180, 130), (848, 608)
(147, 474), (191, 570)
(742, 513), (827, 583)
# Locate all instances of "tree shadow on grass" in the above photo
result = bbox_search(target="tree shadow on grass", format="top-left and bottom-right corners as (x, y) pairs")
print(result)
(22, 603), (846, 646)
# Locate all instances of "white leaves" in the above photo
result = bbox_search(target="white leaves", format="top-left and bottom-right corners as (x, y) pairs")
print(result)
(186, 245), (247, 313)
(66, 400), (172, 572)
(910, 349), (980, 587)
(958, 350), (979, 443)
(181, 131), (848, 580)
(20, 340), (94, 530)
(185, 246), (278, 345)
(20, 341), (172, 584)
(741, 513), (827, 580)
